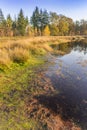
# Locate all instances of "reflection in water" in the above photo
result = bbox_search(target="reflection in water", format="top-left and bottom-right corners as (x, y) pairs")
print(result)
(51, 41), (87, 55)
(47, 40), (87, 129)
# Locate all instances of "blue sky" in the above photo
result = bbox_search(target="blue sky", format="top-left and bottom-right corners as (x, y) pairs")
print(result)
(0, 0), (87, 21)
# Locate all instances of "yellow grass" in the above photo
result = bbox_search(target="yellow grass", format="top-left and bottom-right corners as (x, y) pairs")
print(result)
(0, 36), (83, 69)
(9, 47), (30, 63)
(0, 49), (11, 66)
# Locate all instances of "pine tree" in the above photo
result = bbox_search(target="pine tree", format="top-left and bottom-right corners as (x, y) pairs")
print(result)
(31, 6), (40, 35)
(0, 9), (6, 36)
(42, 10), (49, 27)
(25, 16), (29, 26)
(6, 14), (13, 28)
(39, 9), (49, 35)
(0, 9), (4, 23)
(12, 16), (18, 36)
(0, 9), (5, 27)
(5, 14), (13, 36)
(31, 7), (49, 36)
(17, 9), (26, 36)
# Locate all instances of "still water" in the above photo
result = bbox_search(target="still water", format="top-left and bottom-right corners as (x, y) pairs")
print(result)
(46, 40), (87, 129)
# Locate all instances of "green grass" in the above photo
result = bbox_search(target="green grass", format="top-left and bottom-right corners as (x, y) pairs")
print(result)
(0, 37), (51, 129)
(0, 56), (46, 130)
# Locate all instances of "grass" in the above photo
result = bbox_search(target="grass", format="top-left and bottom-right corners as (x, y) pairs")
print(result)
(0, 56), (46, 130)
(0, 37), (56, 71)
(0, 36), (49, 129)
(9, 47), (30, 63)
(0, 36), (83, 71)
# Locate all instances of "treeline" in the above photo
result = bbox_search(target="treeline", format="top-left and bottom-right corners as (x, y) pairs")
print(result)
(0, 6), (87, 36)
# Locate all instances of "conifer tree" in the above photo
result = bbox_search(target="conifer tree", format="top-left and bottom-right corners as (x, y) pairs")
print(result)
(6, 14), (13, 28)
(17, 9), (27, 36)
(0, 9), (5, 27)
(31, 6), (40, 35)
(31, 7), (49, 36)
(39, 9), (49, 35)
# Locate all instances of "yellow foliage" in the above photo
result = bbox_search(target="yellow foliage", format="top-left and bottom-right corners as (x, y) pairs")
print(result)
(43, 25), (50, 36)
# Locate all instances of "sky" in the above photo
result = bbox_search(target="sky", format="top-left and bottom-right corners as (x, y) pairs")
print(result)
(0, 0), (87, 21)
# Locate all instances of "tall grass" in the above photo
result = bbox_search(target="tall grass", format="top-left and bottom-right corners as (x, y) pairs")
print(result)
(0, 38), (53, 70)
(0, 36), (81, 70)
(9, 47), (30, 63)
(0, 49), (11, 71)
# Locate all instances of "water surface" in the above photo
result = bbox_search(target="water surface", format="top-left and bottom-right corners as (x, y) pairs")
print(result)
(46, 41), (87, 129)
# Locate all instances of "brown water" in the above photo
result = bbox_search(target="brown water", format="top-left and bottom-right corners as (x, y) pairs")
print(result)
(46, 41), (87, 129)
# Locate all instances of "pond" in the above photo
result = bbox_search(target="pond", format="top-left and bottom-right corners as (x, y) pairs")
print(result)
(46, 40), (87, 129)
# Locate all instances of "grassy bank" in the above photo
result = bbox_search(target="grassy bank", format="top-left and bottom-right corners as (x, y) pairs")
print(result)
(0, 58), (47, 129)
(0, 37), (49, 129)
